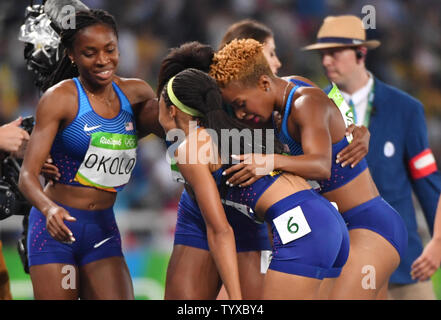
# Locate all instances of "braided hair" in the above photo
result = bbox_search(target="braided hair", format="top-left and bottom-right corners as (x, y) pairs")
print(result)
(41, 9), (118, 92)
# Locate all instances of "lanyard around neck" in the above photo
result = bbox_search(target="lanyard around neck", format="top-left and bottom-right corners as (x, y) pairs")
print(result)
(348, 80), (375, 127)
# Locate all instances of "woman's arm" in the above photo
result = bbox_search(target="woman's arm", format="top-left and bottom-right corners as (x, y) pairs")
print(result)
(288, 75), (370, 166)
(275, 89), (334, 178)
(118, 78), (165, 139)
(225, 88), (334, 187)
(18, 83), (76, 243)
(176, 133), (242, 299)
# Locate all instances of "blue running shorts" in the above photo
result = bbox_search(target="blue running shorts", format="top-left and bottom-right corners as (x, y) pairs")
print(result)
(27, 202), (123, 267)
(265, 189), (350, 279)
(174, 189), (271, 252)
(342, 196), (408, 261)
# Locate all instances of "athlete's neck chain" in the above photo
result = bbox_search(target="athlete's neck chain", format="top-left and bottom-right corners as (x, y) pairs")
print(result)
(79, 78), (115, 108)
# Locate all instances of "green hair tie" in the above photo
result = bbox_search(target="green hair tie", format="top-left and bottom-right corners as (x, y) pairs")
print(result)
(167, 76), (204, 117)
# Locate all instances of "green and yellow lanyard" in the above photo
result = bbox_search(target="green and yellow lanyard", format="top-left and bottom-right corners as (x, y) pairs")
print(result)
(347, 81), (375, 128)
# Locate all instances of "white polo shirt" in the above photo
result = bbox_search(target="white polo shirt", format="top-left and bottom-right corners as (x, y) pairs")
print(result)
(340, 74), (374, 126)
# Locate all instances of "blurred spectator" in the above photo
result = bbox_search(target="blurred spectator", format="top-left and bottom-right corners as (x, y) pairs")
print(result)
(303, 14), (441, 300)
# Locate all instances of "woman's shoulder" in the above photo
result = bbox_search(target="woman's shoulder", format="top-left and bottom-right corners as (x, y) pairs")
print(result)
(283, 75), (327, 103)
(44, 78), (77, 96)
(113, 76), (155, 104)
(282, 75), (319, 88)
(39, 79), (77, 108)
(177, 127), (219, 169)
(179, 127), (214, 151)
(114, 76), (147, 87)
(290, 86), (334, 121)
(34, 79), (78, 121)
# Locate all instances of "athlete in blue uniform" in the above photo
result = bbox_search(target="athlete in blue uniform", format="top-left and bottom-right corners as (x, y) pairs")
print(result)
(157, 41), (371, 300)
(156, 24), (283, 299)
(19, 9), (162, 300)
(157, 43), (272, 299)
(212, 39), (408, 299)
(158, 68), (349, 299)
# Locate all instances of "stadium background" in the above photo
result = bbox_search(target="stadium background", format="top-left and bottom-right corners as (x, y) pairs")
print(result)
(0, 0), (440, 299)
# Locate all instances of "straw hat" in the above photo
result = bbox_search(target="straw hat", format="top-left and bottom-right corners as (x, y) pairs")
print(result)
(303, 15), (381, 51)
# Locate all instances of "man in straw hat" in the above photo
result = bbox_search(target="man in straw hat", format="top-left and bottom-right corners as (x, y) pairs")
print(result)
(304, 15), (441, 300)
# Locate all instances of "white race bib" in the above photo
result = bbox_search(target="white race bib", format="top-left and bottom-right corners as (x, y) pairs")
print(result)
(170, 159), (186, 184)
(273, 206), (311, 244)
(260, 250), (272, 274)
(330, 202), (339, 211)
(75, 132), (137, 191)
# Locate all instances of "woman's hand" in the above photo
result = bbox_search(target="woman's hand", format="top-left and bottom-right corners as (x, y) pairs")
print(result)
(411, 238), (441, 281)
(41, 156), (61, 183)
(45, 205), (76, 243)
(223, 154), (276, 187)
(336, 124), (370, 168)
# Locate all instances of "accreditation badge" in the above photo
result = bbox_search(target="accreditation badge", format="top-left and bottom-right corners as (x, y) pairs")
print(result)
(328, 83), (354, 143)
(74, 132), (137, 191)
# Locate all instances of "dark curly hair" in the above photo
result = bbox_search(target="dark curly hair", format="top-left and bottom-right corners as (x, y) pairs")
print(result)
(156, 41), (214, 97)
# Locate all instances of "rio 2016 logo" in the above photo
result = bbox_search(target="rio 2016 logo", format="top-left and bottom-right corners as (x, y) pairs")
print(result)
(125, 138), (136, 148)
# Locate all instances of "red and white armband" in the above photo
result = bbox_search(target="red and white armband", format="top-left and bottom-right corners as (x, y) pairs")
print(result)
(409, 148), (438, 179)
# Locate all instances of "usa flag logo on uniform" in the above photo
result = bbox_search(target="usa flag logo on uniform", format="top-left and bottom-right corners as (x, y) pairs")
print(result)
(125, 122), (133, 131)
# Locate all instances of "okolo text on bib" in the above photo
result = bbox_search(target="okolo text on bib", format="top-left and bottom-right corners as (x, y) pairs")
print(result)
(75, 132), (137, 192)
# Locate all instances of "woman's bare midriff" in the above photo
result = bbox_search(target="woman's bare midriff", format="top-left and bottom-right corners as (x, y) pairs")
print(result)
(44, 182), (117, 211)
(254, 172), (311, 221)
(322, 168), (380, 213)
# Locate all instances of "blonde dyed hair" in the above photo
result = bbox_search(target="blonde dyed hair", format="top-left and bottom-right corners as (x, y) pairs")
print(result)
(209, 38), (274, 88)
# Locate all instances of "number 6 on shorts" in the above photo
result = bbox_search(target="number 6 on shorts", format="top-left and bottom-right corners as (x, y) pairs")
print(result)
(273, 206), (312, 244)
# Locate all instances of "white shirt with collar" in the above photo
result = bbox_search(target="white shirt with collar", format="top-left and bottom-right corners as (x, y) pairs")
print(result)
(340, 73), (374, 126)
